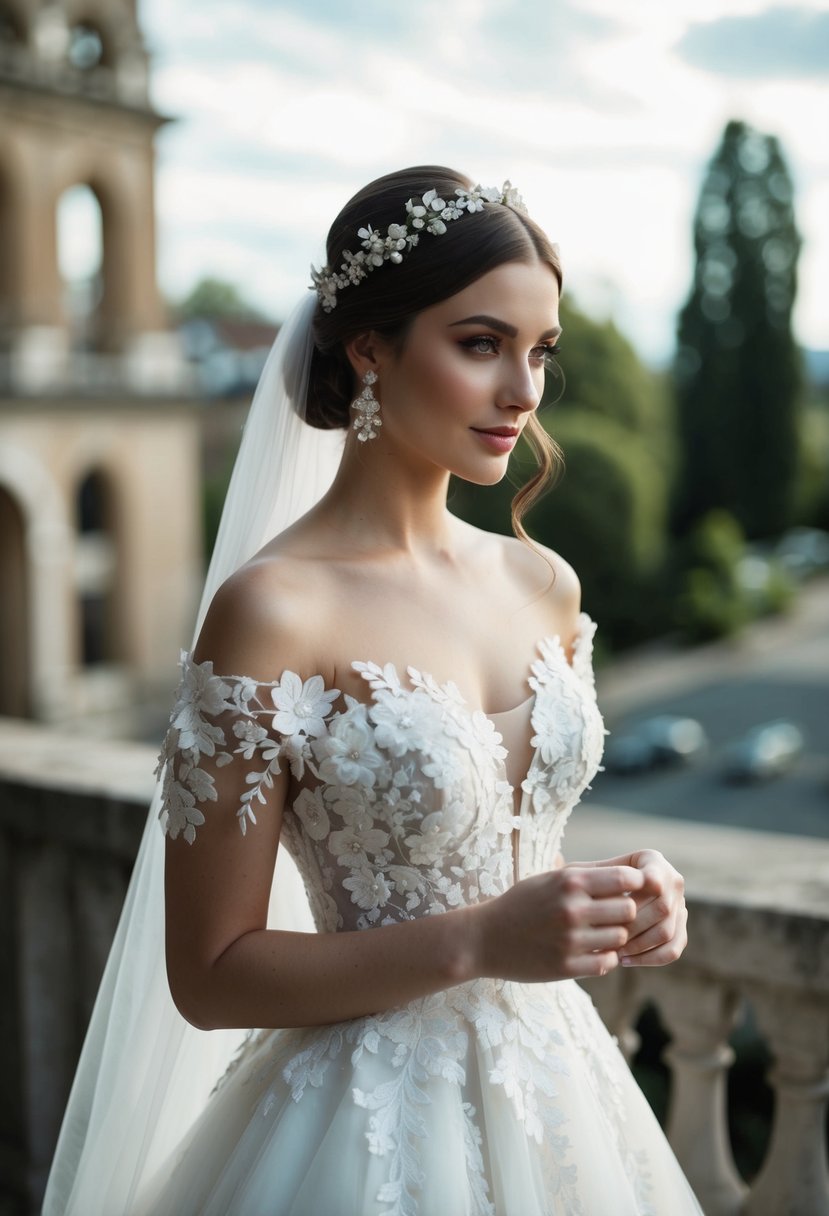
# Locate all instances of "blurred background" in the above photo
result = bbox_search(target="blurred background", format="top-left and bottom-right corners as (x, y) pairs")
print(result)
(0, 1), (827, 1213)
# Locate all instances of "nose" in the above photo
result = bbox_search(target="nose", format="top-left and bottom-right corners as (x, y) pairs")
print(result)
(496, 355), (542, 415)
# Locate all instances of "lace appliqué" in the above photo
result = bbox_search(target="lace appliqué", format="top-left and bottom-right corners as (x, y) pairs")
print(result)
(155, 652), (340, 842)
(156, 616), (610, 1214)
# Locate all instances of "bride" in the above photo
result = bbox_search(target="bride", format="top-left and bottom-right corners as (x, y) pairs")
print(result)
(44, 166), (701, 1214)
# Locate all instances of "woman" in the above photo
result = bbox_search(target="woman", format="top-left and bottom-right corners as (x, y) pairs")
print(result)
(44, 167), (701, 1215)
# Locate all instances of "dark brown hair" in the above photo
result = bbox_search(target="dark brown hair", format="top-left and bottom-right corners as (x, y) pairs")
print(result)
(306, 165), (564, 542)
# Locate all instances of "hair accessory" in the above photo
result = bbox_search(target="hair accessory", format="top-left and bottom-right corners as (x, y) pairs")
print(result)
(311, 182), (527, 312)
(351, 369), (381, 441)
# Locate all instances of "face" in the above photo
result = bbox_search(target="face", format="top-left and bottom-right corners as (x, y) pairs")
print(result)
(368, 259), (561, 485)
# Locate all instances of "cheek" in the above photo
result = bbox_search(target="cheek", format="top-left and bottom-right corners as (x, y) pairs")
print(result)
(406, 353), (485, 418)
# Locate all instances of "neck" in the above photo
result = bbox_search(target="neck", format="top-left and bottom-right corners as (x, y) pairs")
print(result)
(313, 433), (459, 559)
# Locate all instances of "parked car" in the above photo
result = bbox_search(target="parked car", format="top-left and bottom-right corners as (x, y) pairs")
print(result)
(604, 715), (708, 776)
(773, 527), (829, 581)
(720, 720), (805, 783)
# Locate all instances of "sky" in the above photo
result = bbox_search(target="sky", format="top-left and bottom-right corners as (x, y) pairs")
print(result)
(103, 1), (829, 363)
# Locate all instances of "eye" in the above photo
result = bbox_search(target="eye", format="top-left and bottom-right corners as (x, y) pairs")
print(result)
(459, 335), (500, 356)
(531, 342), (561, 369)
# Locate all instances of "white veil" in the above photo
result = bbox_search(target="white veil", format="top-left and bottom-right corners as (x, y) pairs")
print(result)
(42, 294), (345, 1215)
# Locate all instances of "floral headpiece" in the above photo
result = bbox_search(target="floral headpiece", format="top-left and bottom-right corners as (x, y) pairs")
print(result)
(310, 181), (527, 312)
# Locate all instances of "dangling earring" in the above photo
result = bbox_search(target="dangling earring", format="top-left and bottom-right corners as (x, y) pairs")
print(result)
(351, 370), (381, 442)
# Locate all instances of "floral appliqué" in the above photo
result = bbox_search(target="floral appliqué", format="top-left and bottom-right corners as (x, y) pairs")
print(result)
(155, 614), (619, 1215)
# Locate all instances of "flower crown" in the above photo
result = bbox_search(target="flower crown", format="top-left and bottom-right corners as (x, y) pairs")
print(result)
(310, 181), (527, 312)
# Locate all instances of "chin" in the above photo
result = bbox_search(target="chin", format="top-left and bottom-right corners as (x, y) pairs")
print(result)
(455, 460), (511, 488)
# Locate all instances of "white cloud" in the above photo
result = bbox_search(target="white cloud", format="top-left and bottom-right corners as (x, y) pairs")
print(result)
(139, 0), (828, 361)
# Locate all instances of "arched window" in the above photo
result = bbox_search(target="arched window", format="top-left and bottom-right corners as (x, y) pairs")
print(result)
(0, 5), (24, 44)
(0, 163), (12, 345)
(0, 487), (29, 716)
(67, 21), (106, 70)
(57, 184), (103, 352)
(75, 470), (119, 667)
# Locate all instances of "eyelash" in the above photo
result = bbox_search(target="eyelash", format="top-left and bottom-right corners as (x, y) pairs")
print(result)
(460, 335), (561, 368)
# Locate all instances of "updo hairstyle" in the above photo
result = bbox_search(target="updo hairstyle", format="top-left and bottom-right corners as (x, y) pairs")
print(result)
(306, 165), (565, 540)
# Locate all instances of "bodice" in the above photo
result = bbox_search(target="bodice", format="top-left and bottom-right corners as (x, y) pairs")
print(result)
(156, 612), (607, 934)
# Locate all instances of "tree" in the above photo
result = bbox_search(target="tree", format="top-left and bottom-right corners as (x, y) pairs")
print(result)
(672, 120), (803, 540)
(175, 277), (267, 322)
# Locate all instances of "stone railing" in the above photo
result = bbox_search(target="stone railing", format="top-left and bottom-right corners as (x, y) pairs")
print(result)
(568, 807), (829, 1216)
(0, 721), (827, 1215)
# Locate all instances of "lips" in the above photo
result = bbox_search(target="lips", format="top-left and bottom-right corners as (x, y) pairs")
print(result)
(471, 426), (520, 454)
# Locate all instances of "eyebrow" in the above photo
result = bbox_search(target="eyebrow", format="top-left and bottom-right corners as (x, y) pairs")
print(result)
(448, 314), (562, 341)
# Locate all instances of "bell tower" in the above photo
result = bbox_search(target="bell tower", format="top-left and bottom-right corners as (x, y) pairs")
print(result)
(0, 0), (185, 388)
(0, 0), (201, 728)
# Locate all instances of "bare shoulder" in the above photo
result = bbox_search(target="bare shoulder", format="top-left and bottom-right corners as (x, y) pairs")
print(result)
(193, 552), (334, 683)
(496, 532), (583, 632)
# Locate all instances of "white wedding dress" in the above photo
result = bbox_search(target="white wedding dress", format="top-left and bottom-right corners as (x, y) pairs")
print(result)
(141, 611), (702, 1216)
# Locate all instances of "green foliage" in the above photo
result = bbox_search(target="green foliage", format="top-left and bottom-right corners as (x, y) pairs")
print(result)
(672, 119), (804, 541)
(792, 405), (829, 527)
(534, 412), (670, 645)
(673, 510), (750, 641)
(759, 560), (796, 617)
(176, 277), (267, 322)
(549, 299), (675, 469)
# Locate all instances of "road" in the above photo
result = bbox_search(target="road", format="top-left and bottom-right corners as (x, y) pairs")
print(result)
(585, 577), (829, 839)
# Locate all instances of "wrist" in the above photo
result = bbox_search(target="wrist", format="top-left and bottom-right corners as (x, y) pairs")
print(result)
(443, 902), (488, 986)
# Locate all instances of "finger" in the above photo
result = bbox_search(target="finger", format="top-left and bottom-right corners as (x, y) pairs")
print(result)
(621, 909), (688, 964)
(619, 918), (675, 957)
(575, 924), (630, 954)
(582, 896), (639, 927)
(566, 866), (646, 898)
(620, 935), (687, 967)
(569, 950), (621, 979)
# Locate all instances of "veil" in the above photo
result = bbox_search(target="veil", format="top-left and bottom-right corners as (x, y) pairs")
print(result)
(42, 294), (345, 1215)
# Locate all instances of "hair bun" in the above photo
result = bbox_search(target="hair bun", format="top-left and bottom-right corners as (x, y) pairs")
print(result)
(305, 344), (353, 430)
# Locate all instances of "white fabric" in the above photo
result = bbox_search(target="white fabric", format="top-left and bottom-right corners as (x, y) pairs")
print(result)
(43, 291), (702, 1215)
(42, 294), (344, 1216)
(137, 614), (701, 1214)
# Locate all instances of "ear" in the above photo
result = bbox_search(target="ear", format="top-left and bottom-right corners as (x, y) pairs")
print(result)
(343, 331), (390, 383)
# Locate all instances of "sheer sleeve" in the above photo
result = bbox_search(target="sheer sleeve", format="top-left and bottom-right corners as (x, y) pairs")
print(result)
(155, 651), (340, 843)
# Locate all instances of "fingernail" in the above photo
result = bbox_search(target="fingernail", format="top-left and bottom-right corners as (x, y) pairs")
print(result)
(621, 957), (634, 967)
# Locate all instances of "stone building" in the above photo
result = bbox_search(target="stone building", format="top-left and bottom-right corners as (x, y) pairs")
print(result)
(0, 0), (202, 732)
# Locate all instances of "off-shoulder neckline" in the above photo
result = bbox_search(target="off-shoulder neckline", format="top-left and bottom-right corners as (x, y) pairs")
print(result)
(183, 611), (596, 722)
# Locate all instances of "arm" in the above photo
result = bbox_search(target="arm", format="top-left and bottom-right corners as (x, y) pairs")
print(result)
(167, 810), (646, 1030)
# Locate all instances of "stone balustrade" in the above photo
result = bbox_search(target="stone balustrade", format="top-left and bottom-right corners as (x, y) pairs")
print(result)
(0, 720), (827, 1215)
(568, 807), (829, 1216)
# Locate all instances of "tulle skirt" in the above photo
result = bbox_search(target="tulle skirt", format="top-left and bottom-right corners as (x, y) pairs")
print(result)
(136, 978), (702, 1216)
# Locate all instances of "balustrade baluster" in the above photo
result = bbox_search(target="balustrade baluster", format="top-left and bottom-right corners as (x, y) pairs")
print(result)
(744, 984), (829, 1216)
(648, 969), (747, 1216)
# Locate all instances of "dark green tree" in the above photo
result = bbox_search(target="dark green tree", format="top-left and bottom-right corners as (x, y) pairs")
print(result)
(672, 119), (803, 540)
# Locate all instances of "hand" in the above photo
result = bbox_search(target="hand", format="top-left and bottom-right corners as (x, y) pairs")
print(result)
(474, 864), (645, 983)
(588, 850), (688, 968)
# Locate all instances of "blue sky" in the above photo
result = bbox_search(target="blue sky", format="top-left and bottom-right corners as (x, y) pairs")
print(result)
(130, 0), (828, 363)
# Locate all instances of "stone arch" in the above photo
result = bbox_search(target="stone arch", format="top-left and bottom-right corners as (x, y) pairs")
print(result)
(57, 182), (104, 351)
(74, 464), (122, 665)
(63, 0), (140, 66)
(0, 1), (27, 44)
(54, 164), (132, 351)
(0, 487), (29, 715)
(0, 444), (72, 720)
(0, 134), (28, 338)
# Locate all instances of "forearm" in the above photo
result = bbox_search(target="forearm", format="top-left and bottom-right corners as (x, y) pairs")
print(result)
(172, 905), (482, 1031)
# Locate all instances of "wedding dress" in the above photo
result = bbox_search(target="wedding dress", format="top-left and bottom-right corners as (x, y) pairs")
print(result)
(135, 610), (703, 1216)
